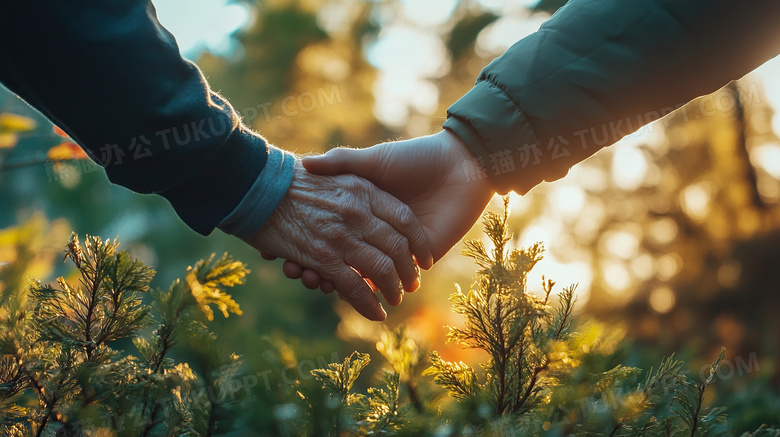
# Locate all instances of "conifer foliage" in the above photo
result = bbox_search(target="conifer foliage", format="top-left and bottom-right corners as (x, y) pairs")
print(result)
(294, 199), (778, 436)
(1, 205), (778, 436)
(0, 233), (248, 436)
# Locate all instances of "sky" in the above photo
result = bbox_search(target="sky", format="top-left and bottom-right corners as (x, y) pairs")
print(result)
(153, 0), (249, 57)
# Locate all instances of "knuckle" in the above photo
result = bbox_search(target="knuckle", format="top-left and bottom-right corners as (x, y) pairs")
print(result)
(343, 204), (364, 222)
(342, 174), (368, 193)
(397, 206), (415, 230)
(337, 198), (366, 223)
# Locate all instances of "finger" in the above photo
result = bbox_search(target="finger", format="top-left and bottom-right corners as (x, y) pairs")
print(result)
(283, 260), (304, 279)
(360, 275), (378, 293)
(320, 280), (335, 294)
(301, 269), (321, 290)
(368, 189), (434, 270)
(331, 265), (386, 321)
(362, 219), (420, 293)
(302, 148), (371, 177)
(260, 252), (277, 261)
(346, 245), (404, 307)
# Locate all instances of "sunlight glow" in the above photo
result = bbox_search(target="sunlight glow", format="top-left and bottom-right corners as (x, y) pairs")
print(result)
(550, 184), (586, 219)
(317, 2), (358, 34)
(400, 0), (458, 27)
(757, 177), (780, 202)
(648, 218), (678, 245)
(753, 55), (780, 136)
(476, 0), (508, 11)
(656, 254), (682, 281)
(368, 26), (449, 126)
(750, 142), (780, 179)
(630, 253), (654, 281)
(571, 196), (607, 242)
(680, 182), (714, 221)
(368, 27), (449, 78)
(611, 146), (647, 191)
(601, 229), (640, 260)
(373, 73), (440, 126)
(508, 191), (533, 215)
(648, 286), (676, 314)
(518, 221), (559, 248)
(602, 260), (632, 295)
(477, 15), (548, 56)
(574, 164), (608, 193)
(526, 255), (593, 303)
(477, 0), (541, 11)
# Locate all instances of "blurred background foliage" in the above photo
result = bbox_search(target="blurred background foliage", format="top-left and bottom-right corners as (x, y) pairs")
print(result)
(1, 0), (779, 433)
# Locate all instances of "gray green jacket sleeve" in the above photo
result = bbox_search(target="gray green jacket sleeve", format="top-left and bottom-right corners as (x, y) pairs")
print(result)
(444, 0), (780, 194)
(0, 0), (294, 238)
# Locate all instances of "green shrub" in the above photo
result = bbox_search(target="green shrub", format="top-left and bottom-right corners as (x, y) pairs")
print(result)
(291, 199), (779, 437)
(1, 201), (778, 436)
(0, 233), (248, 436)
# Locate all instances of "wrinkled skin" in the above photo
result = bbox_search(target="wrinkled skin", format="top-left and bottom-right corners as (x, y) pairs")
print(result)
(274, 130), (494, 300)
(247, 160), (433, 321)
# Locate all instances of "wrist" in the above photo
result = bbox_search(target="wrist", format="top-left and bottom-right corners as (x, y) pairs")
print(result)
(217, 146), (297, 240)
(437, 129), (493, 196)
(439, 128), (472, 162)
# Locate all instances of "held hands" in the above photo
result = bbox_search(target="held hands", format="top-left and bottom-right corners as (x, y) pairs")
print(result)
(278, 129), (495, 298)
(246, 159), (434, 321)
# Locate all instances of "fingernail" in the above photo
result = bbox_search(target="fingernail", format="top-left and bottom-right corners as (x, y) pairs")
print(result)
(407, 277), (420, 293)
(371, 305), (387, 321)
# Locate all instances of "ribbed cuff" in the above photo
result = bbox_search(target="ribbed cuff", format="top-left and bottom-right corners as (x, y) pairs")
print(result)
(217, 146), (296, 240)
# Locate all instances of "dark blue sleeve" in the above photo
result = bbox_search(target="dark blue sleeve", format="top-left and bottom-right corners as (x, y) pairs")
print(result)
(0, 0), (271, 235)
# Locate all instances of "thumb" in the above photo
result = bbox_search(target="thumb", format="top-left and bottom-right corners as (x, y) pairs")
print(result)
(302, 147), (375, 177)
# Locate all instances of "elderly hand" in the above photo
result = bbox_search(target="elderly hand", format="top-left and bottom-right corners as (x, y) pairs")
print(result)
(247, 160), (433, 321)
(277, 129), (495, 292)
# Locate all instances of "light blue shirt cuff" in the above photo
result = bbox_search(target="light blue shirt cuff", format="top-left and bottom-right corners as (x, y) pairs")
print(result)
(217, 145), (296, 240)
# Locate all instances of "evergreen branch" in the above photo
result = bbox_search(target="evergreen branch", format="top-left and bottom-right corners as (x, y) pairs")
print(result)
(185, 253), (247, 321)
(552, 285), (577, 341)
(312, 352), (371, 404)
(674, 348), (727, 437)
(494, 281), (508, 414)
(423, 352), (477, 400)
(513, 358), (548, 415)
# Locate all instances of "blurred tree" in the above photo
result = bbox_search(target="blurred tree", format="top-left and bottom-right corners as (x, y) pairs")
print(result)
(495, 80), (780, 429)
(198, 0), (384, 154)
(3, 0), (780, 432)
